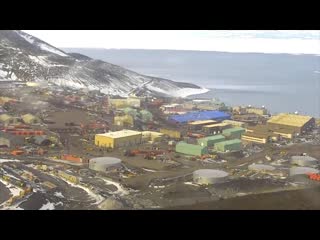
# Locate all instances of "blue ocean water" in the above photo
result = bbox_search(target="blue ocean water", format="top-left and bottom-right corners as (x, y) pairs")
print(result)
(64, 49), (320, 117)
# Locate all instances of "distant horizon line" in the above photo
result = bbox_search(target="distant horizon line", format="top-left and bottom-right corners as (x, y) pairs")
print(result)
(61, 47), (320, 56)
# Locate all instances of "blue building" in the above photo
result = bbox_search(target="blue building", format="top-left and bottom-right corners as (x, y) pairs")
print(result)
(168, 110), (231, 124)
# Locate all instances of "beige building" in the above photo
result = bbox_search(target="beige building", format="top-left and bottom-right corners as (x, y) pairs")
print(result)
(142, 131), (164, 143)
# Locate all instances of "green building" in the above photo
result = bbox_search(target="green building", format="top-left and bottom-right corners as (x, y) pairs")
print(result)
(123, 107), (138, 119)
(176, 142), (208, 156)
(222, 127), (246, 139)
(214, 139), (242, 152)
(197, 135), (225, 147)
(140, 110), (153, 123)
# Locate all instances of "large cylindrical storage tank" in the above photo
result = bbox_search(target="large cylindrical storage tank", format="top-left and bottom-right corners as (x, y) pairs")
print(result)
(193, 169), (229, 185)
(289, 167), (319, 176)
(291, 156), (318, 167)
(89, 157), (122, 172)
(248, 164), (275, 172)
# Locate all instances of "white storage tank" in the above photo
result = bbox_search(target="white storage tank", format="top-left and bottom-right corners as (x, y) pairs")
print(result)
(193, 169), (229, 185)
(289, 167), (319, 176)
(248, 164), (275, 172)
(89, 157), (122, 172)
(291, 156), (318, 167)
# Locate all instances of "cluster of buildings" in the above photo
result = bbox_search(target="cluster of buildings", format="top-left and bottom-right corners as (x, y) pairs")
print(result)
(92, 98), (316, 159)
(241, 113), (315, 144)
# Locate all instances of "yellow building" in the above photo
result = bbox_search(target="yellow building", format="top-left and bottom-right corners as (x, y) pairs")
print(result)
(242, 132), (269, 144)
(142, 131), (164, 143)
(95, 130), (142, 149)
(222, 120), (247, 128)
(243, 124), (280, 143)
(114, 115), (134, 127)
(21, 114), (41, 124)
(160, 128), (181, 139)
(267, 113), (315, 134)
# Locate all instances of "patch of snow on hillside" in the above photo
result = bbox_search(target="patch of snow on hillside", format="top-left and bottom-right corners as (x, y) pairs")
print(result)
(102, 178), (129, 196)
(54, 192), (65, 198)
(0, 179), (21, 197)
(65, 181), (105, 205)
(16, 31), (35, 44)
(145, 84), (171, 96)
(174, 87), (209, 97)
(28, 55), (50, 67)
(39, 200), (55, 210)
(11, 72), (17, 80)
(0, 69), (7, 78)
(142, 168), (157, 172)
(38, 43), (68, 57)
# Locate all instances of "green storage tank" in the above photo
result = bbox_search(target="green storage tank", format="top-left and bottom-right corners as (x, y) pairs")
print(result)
(214, 139), (242, 152)
(197, 135), (225, 147)
(176, 142), (208, 156)
(222, 127), (246, 139)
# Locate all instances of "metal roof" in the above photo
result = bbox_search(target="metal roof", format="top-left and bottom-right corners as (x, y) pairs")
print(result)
(22, 113), (38, 121)
(215, 139), (242, 146)
(188, 120), (217, 125)
(169, 111), (230, 123)
(96, 130), (141, 139)
(176, 141), (206, 150)
(267, 113), (313, 127)
(193, 169), (229, 178)
(223, 120), (245, 125)
(222, 127), (246, 133)
(203, 123), (230, 128)
(0, 114), (12, 121)
(199, 135), (225, 141)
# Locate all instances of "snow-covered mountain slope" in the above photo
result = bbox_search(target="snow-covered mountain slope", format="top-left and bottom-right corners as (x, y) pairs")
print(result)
(0, 30), (208, 97)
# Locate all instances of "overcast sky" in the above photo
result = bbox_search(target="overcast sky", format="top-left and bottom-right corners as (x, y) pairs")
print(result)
(23, 30), (320, 55)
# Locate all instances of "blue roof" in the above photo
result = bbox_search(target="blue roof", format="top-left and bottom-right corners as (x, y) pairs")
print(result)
(169, 111), (231, 123)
